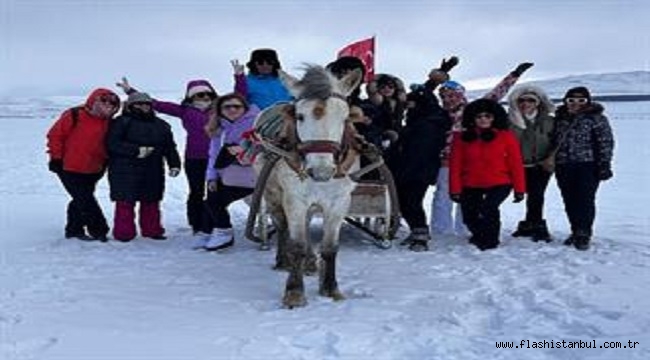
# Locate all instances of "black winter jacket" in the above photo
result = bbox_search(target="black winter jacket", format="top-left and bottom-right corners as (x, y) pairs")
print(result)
(107, 110), (181, 202)
(386, 82), (451, 184)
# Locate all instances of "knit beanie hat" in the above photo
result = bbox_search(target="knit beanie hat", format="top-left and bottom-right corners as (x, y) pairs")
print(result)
(185, 79), (217, 99)
(126, 92), (153, 105)
(564, 86), (591, 101)
(439, 80), (466, 94)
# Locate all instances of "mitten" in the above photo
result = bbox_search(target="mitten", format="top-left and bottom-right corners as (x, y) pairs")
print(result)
(168, 168), (180, 177)
(48, 159), (63, 174)
(597, 163), (613, 181)
(513, 192), (525, 203)
(511, 62), (534, 77)
(439, 56), (459, 73)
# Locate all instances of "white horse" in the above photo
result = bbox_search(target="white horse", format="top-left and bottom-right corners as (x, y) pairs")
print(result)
(253, 65), (363, 308)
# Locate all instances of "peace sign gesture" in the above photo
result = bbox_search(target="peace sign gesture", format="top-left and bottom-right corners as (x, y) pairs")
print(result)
(116, 77), (133, 94)
(231, 59), (245, 75)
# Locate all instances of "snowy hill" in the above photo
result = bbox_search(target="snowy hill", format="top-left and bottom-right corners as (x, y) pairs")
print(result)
(468, 70), (650, 100)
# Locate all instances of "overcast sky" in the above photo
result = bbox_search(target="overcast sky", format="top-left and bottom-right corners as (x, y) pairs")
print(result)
(2, 0), (648, 96)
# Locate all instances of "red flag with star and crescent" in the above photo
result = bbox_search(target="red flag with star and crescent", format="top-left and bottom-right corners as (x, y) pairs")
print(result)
(337, 36), (375, 83)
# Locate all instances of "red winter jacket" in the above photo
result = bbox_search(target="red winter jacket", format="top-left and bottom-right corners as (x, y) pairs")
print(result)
(46, 89), (118, 174)
(449, 129), (526, 195)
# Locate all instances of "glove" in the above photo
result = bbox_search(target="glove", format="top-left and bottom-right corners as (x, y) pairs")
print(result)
(168, 168), (180, 177)
(597, 163), (613, 181)
(439, 56), (459, 73)
(450, 193), (462, 203)
(513, 192), (525, 203)
(511, 62), (534, 77)
(137, 146), (154, 159)
(48, 159), (63, 174)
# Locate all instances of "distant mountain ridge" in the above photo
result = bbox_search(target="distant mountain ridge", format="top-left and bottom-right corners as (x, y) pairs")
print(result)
(468, 70), (650, 100)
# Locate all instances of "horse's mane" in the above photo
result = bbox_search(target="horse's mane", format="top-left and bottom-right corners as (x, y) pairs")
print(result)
(296, 64), (335, 101)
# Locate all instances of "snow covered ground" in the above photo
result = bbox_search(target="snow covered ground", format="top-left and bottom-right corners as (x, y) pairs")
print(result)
(1, 97), (649, 360)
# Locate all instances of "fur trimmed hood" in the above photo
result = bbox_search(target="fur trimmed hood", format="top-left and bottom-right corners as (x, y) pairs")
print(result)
(507, 84), (555, 129)
(366, 73), (407, 104)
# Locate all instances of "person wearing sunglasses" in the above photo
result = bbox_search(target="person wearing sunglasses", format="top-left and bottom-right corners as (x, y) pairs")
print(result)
(231, 48), (292, 110)
(106, 92), (181, 242)
(507, 85), (556, 242)
(551, 87), (614, 250)
(449, 99), (526, 251)
(116, 77), (219, 241)
(431, 62), (533, 239)
(46, 88), (121, 241)
(200, 93), (260, 251)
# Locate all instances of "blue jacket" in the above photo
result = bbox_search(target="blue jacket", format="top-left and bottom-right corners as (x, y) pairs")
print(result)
(244, 74), (292, 110)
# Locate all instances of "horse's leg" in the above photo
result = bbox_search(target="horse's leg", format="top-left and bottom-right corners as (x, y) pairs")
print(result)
(304, 210), (318, 276)
(283, 208), (309, 309)
(271, 207), (290, 271)
(319, 210), (345, 301)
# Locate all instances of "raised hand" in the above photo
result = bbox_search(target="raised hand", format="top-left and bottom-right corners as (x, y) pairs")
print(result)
(512, 62), (534, 77)
(231, 59), (245, 75)
(439, 56), (459, 73)
(116, 77), (133, 94)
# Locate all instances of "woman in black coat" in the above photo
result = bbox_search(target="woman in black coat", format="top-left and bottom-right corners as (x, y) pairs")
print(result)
(387, 80), (452, 251)
(107, 92), (181, 241)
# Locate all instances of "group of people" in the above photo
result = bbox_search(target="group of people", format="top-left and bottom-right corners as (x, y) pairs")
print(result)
(46, 47), (615, 253)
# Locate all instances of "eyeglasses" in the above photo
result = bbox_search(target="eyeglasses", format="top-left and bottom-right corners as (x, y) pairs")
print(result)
(517, 97), (538, 104)
(566, 97), (588, 104)
(99, 96), (120, 107)
(221, 104), (244, 110)
(193, 92), (214, 99)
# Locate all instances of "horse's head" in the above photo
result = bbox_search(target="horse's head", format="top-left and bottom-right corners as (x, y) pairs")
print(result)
(279, 65), (363, 182)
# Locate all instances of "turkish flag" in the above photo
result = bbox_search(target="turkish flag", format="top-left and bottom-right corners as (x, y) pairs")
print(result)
(337, 36), (375, 82)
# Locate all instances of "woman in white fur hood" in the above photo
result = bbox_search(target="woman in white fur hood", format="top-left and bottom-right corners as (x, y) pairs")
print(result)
(507, 84), (556, 242)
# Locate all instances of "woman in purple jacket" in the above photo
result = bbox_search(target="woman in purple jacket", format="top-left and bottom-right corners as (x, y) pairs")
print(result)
(200, 93), (260, 251)
(117, 77), (218, 238)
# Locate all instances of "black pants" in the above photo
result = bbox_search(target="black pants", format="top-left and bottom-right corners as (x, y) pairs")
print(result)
(57, 171), (109, 237)
(184, 159), (210, 233)
(460, 185), (512, 250)
(396, 179), (430, 230)
(524, 165), (552, 223)
(555, 162), (600, 236)
(203, 180), (253, 230)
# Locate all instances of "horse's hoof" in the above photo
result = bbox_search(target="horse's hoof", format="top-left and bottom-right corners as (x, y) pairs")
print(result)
(319, 288), (345, 301)
(282, 291), (307, 309)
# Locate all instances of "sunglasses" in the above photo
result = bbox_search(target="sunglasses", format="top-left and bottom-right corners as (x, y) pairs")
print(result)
(379, 83), (396, 89)
(566, 97), (588, 104)
(221, 103), (244, 110)
(99, 96), (120, 107)
(255, 59), (274, 65)
(131, 101), (152, 106)
(517, 97), (538, 104)
(193, 92), (214, 99)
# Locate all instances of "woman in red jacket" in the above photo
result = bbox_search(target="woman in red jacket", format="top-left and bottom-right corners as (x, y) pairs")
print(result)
(46, 88), (121, 241)
(449, 99), (526, 250)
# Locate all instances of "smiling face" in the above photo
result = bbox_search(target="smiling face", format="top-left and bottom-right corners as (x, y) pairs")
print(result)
(475, 112), (494, 129)
(517, 95), (539, 116)
(219, 98), (246, 121)
(565, 96), (589, 114)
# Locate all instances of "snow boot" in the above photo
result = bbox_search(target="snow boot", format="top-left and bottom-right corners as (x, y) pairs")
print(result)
(532, 220), (552, 243)
(407, 227), (431, 252)
(191, 231), (211, 249)
(572, 230), (591, 251)
(511, 220), (536, 237)
(205, 228), (234, 251)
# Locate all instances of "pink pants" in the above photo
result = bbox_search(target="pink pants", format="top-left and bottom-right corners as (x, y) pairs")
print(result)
(113, 201), (165, 241)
